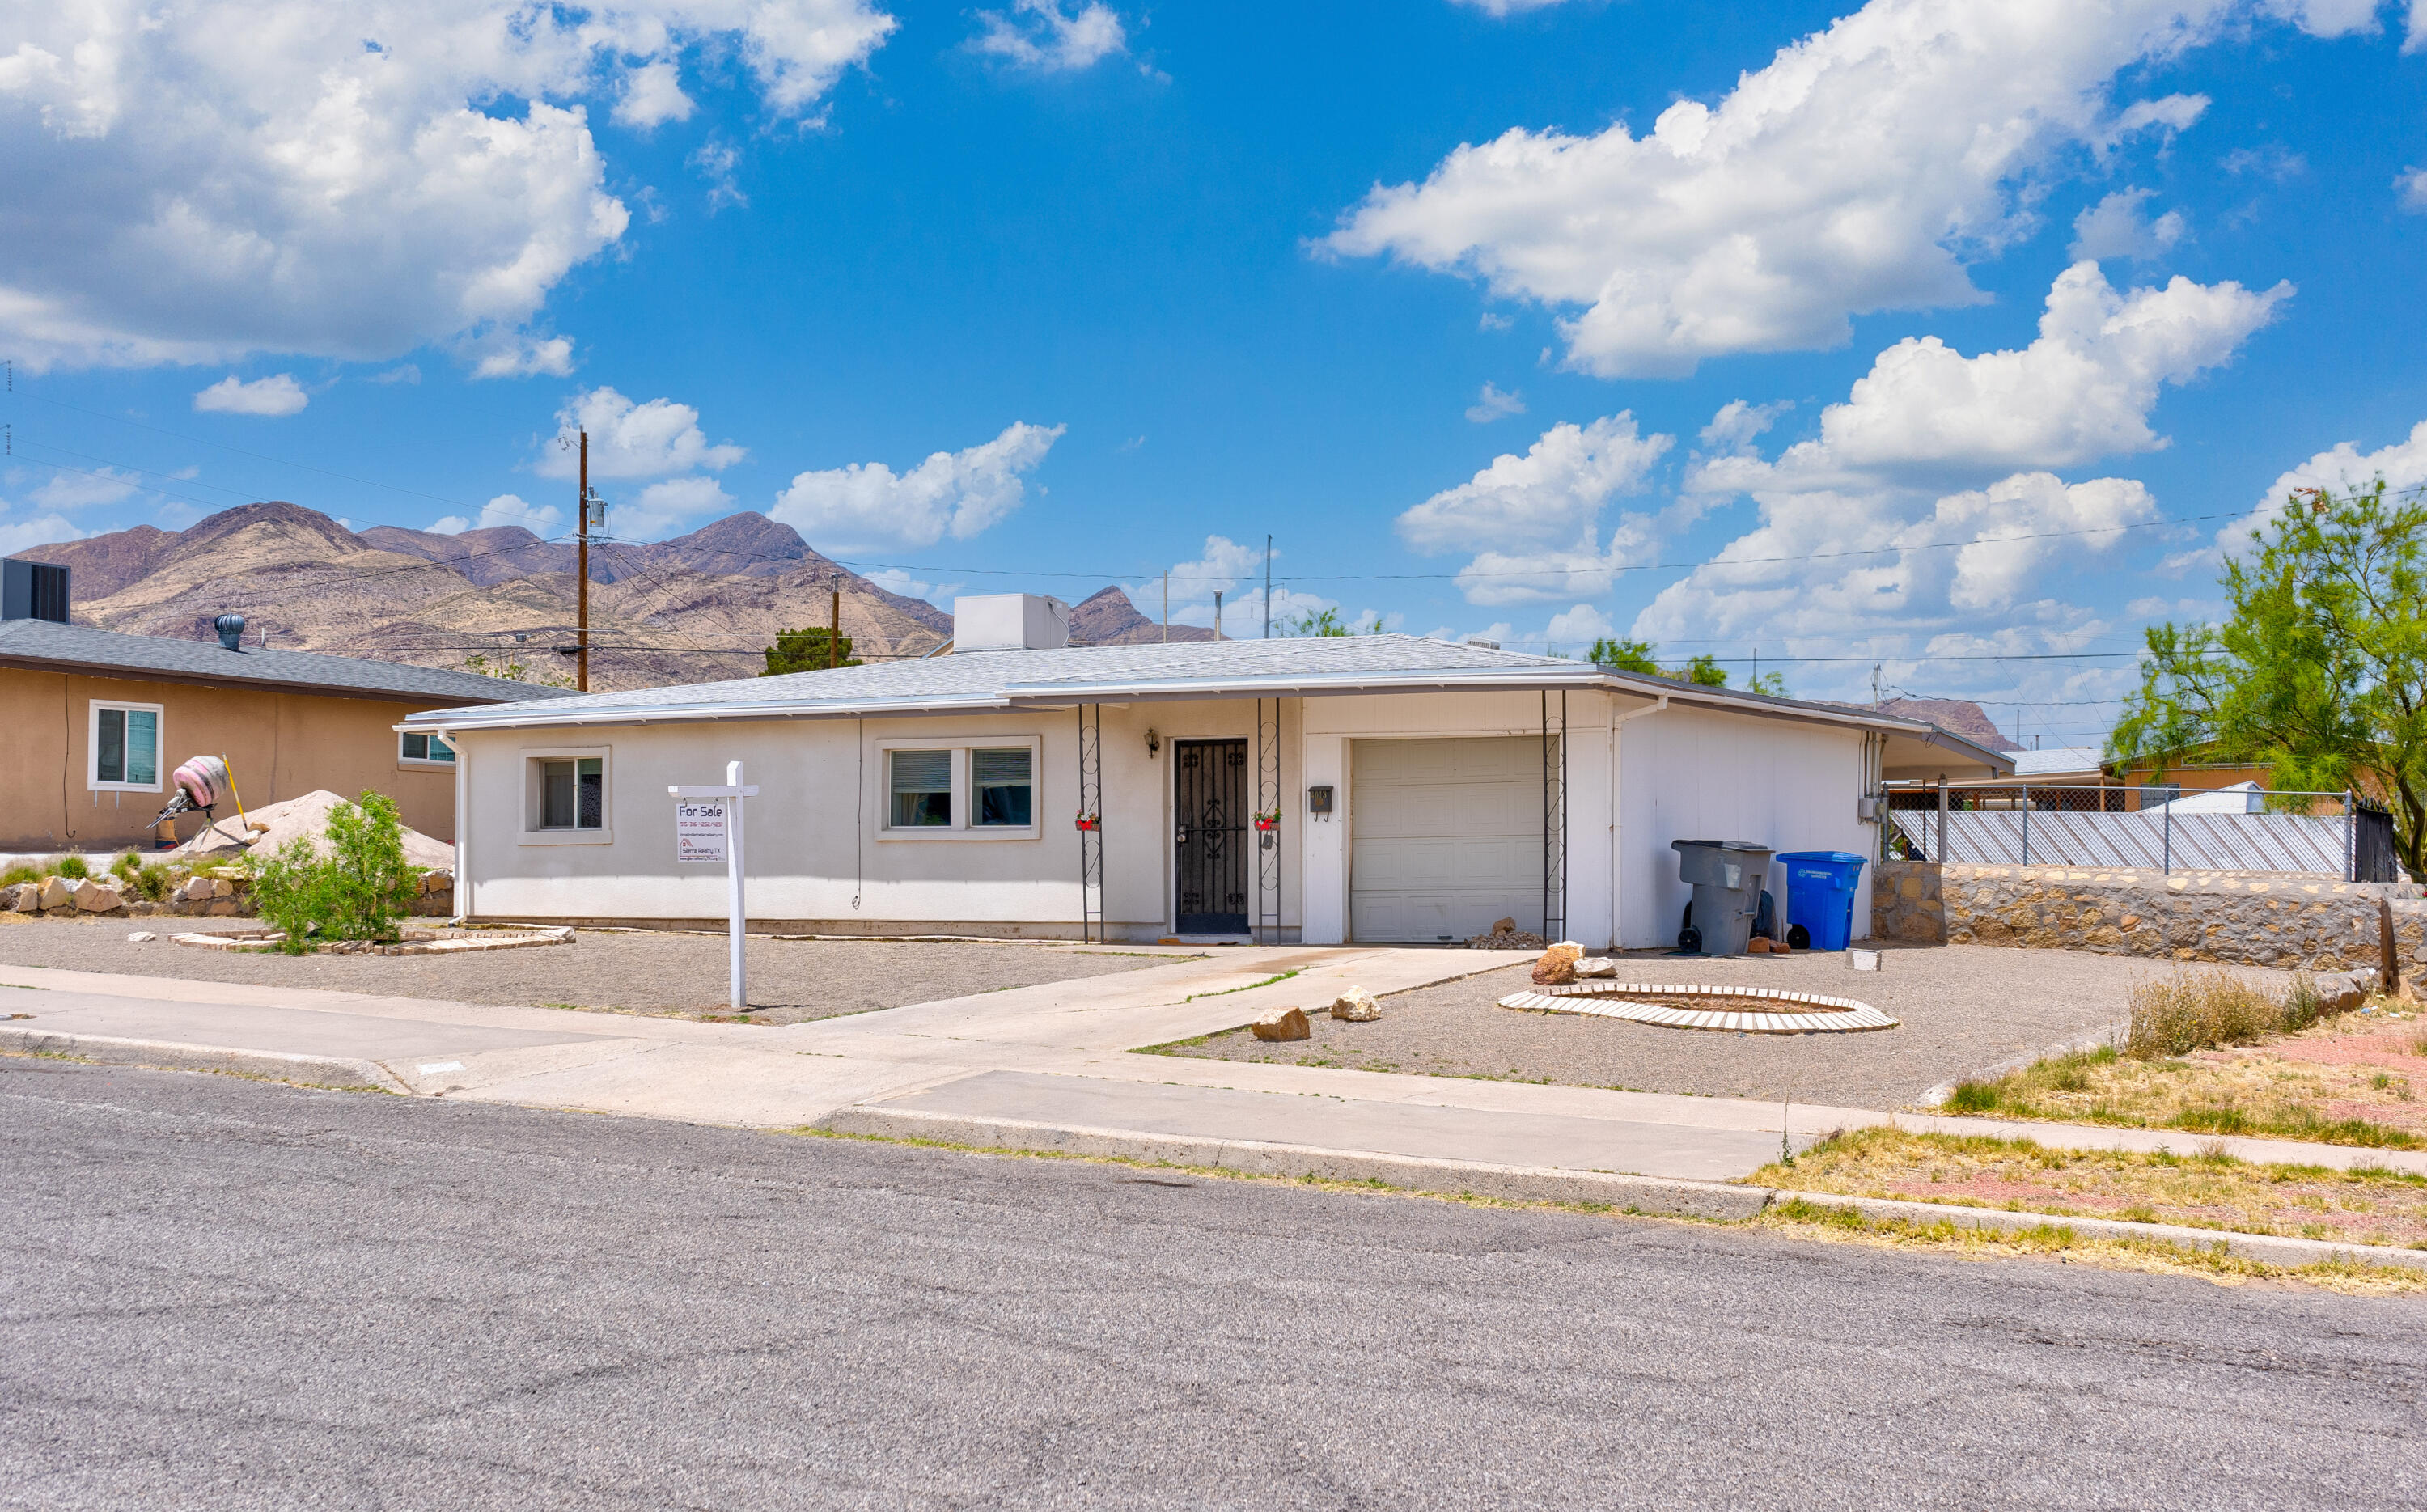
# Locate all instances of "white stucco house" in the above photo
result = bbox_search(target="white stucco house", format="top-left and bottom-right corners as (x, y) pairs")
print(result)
(404, 595), (2010, 949)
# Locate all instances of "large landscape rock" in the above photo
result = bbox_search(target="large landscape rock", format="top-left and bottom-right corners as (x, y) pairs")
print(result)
(72, 880), (125, 913)
(174, 790), (453, 870)
(37, 875), (74, 912)
(1331, 988), (1382, 1022)
(1250, 1007), (1311, 1042)
(1531, 941), (1584, 986)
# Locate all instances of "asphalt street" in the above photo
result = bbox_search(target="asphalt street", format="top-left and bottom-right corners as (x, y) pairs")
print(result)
(4, 1058), (2423, 1511)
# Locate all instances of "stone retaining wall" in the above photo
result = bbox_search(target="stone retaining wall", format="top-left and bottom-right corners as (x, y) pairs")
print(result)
(0, 870), (454, 921)
(1872, 861), (2426, 972)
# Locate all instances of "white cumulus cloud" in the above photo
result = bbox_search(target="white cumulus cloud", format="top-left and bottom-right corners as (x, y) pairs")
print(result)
(0, 1), (895, 373)
(2205, 419), (2427, 562)
(2069, 188), (2188, 261)
(1324, 0), (2231, 375)
(1465, 382), (1527, 423)
(973, 1), (1129, 71)
(28, 465), (145, 510)
(1399, 413), (1673, 604)
(1632, 261), (2281, 697)
(771, 421), (1065, 551)
(1691, 263), (2288, 494)
(193, 374), (309, 416)
(2399, 167), (2427, 212)
(541, 388), (746, 480)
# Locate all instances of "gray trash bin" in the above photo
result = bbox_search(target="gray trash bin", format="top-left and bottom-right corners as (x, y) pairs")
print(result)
(1671, 840), (1774, 955)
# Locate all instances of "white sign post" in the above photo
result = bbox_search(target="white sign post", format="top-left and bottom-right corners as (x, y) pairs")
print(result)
(669, 760), (760, 1012)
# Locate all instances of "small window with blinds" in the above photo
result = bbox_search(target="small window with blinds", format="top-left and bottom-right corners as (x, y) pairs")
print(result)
(972, 748), (1033, 827)
(889, 748), (954, 828)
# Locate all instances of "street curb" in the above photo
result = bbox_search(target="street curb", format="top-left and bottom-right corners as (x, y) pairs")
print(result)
(814, 1105), (1770, 1219)
(822, 1104), (2427, 1272)
(0, 1026), (408, 1094)
(1776, 1191), (2427, 1273)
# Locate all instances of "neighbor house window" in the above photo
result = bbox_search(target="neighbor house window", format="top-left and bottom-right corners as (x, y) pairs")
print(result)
(972, 748), (1033, 827)
(536, 756), (604, 830)
(890, 749), (953, 827)
(91, 701), (162, 791)
(400, 731), (455, 765)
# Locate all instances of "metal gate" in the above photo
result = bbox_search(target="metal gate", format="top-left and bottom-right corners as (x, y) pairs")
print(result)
(1175, 738), (1250, 934)
(2356, 801), (2403, 883)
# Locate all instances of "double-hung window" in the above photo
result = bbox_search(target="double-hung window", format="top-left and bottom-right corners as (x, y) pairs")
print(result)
(879, 739), (1040, 838)
(523, 748), (609, 842)
(972, 748), (1033, 827)
(889, 749), (954, 827)
(91, 701), (162, 791)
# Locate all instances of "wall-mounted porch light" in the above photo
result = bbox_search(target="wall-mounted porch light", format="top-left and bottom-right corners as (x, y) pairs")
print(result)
(1146, 727), (1161, 758)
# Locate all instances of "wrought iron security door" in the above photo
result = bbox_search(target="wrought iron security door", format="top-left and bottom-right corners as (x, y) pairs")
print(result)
(1174, 739), (1250, 934)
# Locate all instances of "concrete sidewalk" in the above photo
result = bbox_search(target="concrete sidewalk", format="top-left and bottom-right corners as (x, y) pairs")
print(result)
(6, 948), (2421, 1206)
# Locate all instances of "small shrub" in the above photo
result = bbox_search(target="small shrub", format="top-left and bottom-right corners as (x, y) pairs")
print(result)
(0, 863), (35, 887)
(1942, 1081), (2001, 1114)
(106, 852), (172, 900)
(52, 853), (90, 880)
(2124, 970), (2298, 1059)
(245, 790), (420, 952)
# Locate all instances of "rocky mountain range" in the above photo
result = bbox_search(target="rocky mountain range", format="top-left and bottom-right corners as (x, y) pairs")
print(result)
(9, 502), (1218, 691)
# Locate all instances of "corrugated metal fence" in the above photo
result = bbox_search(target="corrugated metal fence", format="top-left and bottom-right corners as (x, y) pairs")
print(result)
(1889, 807), (2351, 875)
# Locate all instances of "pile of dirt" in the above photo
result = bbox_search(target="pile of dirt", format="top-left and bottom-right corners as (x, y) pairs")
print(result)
(1468, 928), (1548, 950)
(172, 790), (452, 871)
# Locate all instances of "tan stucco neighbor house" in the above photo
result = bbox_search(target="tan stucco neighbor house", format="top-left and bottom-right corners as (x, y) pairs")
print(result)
(0, 615), (567, 854)
(404, 594), (2010, 948)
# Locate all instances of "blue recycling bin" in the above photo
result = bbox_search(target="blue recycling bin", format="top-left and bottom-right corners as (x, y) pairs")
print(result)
(1777, 850), (1867, 951)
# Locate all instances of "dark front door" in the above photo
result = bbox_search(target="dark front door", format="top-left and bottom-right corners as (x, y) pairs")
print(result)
(1174, 739), (1250, 934)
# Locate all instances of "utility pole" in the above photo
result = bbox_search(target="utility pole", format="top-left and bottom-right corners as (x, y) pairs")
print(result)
(829, 585), (841, 670)
(1214, 591), (1223, 641)
(1870, 662), (1882, 709)
(577, 429), (590, 692)
(1263, 534), (1273, 639)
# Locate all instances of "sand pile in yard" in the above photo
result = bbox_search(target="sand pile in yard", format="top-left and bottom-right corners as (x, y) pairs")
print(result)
(172, 790), (453, 870)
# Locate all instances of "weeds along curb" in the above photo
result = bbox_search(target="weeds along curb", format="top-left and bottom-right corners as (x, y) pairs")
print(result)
(812, 1105), (1769, 1219)
(0, 1026), (408, 1094)
(814, 1104), (2427, 1272)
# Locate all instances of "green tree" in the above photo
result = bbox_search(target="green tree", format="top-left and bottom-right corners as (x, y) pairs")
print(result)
(1282, 608), (1384, 637)
(2110, 480), (2427, 879)
(1679, 653), (1730, 688)
(1587, 636), (1661, 675)
(763, 627), (859, 674)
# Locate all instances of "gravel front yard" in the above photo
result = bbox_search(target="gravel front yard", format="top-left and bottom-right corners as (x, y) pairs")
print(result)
(1152, 943), (2304, 1112)
(0, 917), (1192, 1025)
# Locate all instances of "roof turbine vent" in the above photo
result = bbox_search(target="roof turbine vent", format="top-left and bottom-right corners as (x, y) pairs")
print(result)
(213, 613), (247, 651)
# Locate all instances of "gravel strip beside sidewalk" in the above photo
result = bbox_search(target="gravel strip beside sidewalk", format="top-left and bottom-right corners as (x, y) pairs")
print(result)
(1154, 943), (2302, 1111)
(0, 918), (1191, 1024)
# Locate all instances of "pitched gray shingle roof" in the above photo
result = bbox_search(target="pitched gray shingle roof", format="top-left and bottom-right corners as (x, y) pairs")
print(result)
(0, 618), (569, 704)
(397, 632), (2012, 771)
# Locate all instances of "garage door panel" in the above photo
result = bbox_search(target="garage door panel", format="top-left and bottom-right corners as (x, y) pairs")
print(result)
(1351, 736), (1548, 943)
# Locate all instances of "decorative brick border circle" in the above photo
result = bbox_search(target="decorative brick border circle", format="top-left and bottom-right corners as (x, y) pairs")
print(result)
(1496, 980), (1898, 1035)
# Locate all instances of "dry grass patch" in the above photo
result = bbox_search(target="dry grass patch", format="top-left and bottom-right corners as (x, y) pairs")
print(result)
(1756, 1126), (2427, 1247)
(1942, 970), (2427, 1149)
(1756, 1196), (2427, 1296)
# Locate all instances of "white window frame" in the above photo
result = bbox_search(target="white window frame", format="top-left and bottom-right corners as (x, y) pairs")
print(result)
(875, 735), (1042, 841)
(398, 730), (456, 768)
(88, 699), (164, 793)
(521, 745), (613, 845)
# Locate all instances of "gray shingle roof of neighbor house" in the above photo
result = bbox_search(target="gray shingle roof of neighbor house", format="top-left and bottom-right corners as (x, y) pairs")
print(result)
(0, 618), (571, 705)
(402, 632), (2014, 772)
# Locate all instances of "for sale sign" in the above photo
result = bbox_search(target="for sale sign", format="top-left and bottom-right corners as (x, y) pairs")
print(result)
(675, 798), (727, 863)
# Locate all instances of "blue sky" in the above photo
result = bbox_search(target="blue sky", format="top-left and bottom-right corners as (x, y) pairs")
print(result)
(3, 0), (2424, 744)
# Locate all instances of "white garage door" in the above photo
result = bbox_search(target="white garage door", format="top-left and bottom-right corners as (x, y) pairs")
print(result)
(1351, 736), (1547, 943)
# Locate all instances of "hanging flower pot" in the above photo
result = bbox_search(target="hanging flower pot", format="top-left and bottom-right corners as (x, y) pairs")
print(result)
(1252, 811), (1280, 832)
(1074, 813), (1100, 832)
